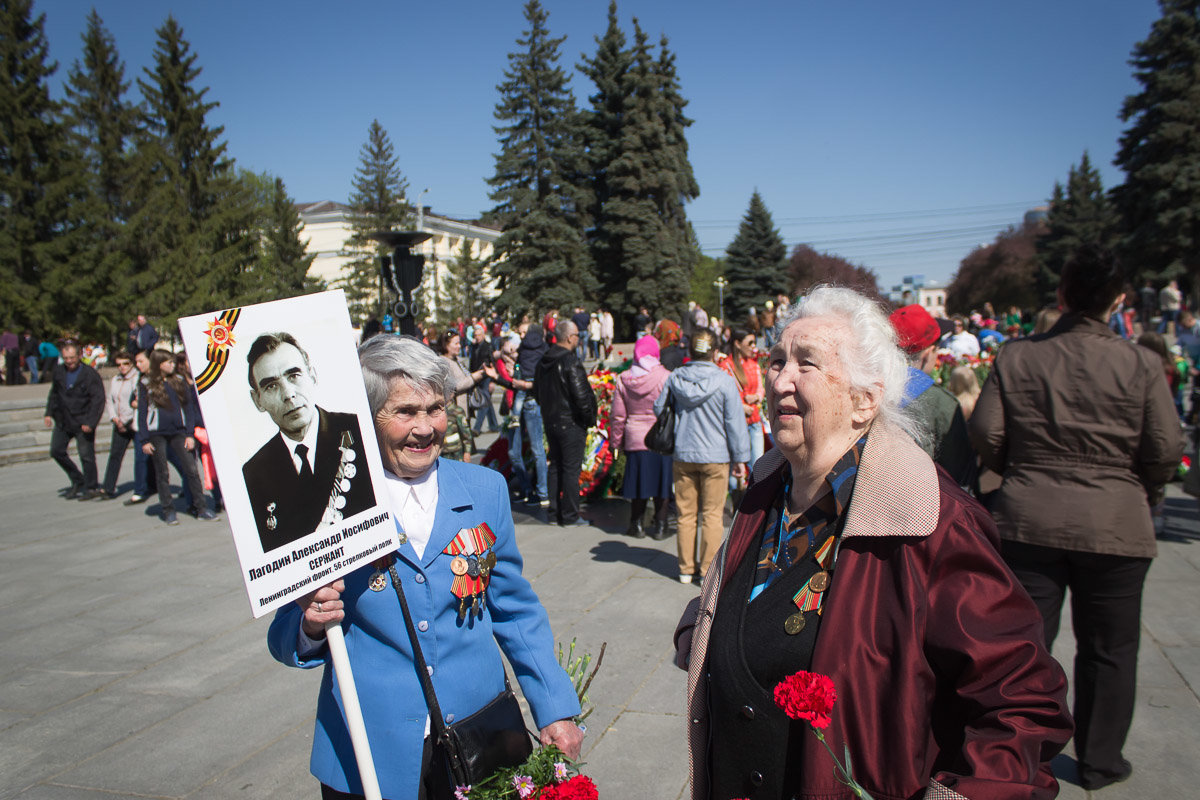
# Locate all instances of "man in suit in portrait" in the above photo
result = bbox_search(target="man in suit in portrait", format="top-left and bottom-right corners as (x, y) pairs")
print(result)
(242, 332), (376, 552)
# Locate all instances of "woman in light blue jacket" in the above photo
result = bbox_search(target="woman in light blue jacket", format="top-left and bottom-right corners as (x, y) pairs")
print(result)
(654, 330), (751, 584)
(269, 336), (581, 798)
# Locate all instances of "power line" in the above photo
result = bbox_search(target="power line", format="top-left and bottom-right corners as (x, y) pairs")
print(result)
(690, 199), (1041, 228)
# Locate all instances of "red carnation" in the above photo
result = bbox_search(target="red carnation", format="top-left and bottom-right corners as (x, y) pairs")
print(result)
(543, 775), (597, 800)
(773, 670), (836, 729)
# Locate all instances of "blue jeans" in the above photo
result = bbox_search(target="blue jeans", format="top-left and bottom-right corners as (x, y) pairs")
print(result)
(729, 421), (764, 491)
(519, 395), (549, 502)
(471, 379), (499, 433)
(24, 355), (39, 383)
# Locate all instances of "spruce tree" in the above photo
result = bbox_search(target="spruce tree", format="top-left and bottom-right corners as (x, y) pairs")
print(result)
(1035, 152), (1116, 303)
(723, 191), (788, 322)
(655, 33), (700, 305)
(1113, 0), (1200, 280)
(577, 1), (630, 232)
(247, 174), (314, 302)
(341, 119), (411, 323)
(60, 9), (139, 339)
(579, 11), (699, 332)
(128, 16), (255, 334)
(438, 238), (489, 325)
(487, 0), (595, 316)
(0, 0), (81, 332)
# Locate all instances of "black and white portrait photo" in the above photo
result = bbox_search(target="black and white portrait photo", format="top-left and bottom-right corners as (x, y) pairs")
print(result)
(241, 332), (376, 552)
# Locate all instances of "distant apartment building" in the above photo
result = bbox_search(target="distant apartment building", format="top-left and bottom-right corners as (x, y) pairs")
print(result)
(295, 201), (502, 317)
(888, 274), (947, 317)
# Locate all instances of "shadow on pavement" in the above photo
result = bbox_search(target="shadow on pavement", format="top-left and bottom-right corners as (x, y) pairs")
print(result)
(589, 538), (679, 579)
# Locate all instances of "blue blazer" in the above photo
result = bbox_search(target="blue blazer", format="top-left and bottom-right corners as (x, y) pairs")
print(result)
(267, 458), (580, 797)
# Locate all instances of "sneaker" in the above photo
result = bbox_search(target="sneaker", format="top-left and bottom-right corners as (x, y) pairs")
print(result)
(195, 509), (217, 521)
(539, 499), (550, 509)
(560, 517), (591, 528)
(162, 511), (180, 526)
(123, 494), (147, 506)
(678, 573), (693, 584)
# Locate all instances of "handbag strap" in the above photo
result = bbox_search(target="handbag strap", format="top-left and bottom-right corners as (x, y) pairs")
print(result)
(387, 564), (453, 744)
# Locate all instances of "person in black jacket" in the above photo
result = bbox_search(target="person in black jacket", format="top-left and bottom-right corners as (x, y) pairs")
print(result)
(43, 342), (107, 499)
(534, 320), (598, 527)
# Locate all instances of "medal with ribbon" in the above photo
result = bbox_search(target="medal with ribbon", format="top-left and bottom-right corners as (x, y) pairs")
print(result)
(444, 523), (497, 619)
(783, 534), (838, 635)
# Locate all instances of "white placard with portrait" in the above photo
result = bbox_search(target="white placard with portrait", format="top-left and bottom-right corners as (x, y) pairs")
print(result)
(179, 290), (397, 618)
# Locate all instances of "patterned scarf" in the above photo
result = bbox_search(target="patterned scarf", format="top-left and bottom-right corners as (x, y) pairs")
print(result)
(748, 437), (865, 602)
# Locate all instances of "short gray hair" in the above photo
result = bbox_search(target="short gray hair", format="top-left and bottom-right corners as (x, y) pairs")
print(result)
(556, 320), (578, 340)
(781, 285), (921, 441)
(358, 335), (454, 416)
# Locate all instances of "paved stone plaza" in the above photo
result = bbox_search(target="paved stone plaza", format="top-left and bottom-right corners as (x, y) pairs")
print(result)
(2, 439), (1200, 798)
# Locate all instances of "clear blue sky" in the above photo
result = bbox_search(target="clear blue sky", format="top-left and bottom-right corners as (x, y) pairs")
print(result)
(41, 0), (1161, 292)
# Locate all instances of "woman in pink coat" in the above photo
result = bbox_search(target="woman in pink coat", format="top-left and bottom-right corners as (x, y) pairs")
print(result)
(610, 335), (673, 539)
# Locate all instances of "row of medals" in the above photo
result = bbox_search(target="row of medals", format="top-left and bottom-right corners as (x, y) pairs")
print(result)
(783, 566), (831, 635)
(318, 447), (358, 527)
(452, 551), (496, 618)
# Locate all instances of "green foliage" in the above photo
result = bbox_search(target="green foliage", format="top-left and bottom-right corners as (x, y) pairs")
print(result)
(239, 172), (315, 303)
(579, 9), (699, 333)
(487, 0), (595, 316)
(437, 237), (490, 326)
(556, 638), (605, 723)
(724, 191), (789, 321)
(341, 119), (412, 323)
(127, 16), (257, 336)
(60, 9), (139, 341)
(690, 254), (725, 314)
(1034, 152), (1116, 304)
(1113, 0), (1200, 281)
(0, 0), (83, 333)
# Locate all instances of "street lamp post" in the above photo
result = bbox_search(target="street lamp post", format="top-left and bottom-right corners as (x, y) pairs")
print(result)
(714, 275), (727, 323)
(367, 230), (432, 337)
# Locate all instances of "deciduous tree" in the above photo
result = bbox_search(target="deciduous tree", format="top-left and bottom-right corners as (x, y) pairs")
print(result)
(787, 245), (881, 301)
(946, 222), (1043, 313)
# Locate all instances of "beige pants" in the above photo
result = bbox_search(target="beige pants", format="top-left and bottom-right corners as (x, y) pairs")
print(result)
(673, 461), (729, 577)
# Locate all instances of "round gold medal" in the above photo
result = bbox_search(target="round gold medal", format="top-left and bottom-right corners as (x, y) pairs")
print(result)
(809, 571), (830, 592)
(784, 612), (806, 635)
(450, 556), (469, 576)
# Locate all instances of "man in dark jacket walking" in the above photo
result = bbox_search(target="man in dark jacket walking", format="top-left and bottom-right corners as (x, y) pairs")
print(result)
(43, 342), (106, 499)
(534, 320), (597, 527)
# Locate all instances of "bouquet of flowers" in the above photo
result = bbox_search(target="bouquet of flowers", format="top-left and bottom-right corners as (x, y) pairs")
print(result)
(455, 641), (605, 800)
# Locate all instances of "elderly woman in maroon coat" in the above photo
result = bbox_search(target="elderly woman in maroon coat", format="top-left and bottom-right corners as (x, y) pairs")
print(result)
(675, 286), (1072, 800)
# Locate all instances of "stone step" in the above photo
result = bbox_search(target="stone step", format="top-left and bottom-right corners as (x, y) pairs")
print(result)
(0, 418), (44, 435)
(0, 436), (111, 467)
(0, 430), (52, 451)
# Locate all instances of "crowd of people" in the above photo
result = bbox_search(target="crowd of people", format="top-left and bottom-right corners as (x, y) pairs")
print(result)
(21, 255), (1191, 796)
(41, 314), (221, 526)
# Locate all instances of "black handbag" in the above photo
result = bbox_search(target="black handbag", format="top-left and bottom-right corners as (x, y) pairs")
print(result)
(386, 564), (533, 791)
(644, 388), (676, 455)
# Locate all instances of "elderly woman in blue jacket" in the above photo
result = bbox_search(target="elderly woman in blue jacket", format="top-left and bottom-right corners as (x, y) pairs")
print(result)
(655, 329), (751, 584)
(268, 335), (582, 799)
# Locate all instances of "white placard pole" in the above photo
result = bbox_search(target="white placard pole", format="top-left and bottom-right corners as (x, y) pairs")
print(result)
(325, 622), (382, 800)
